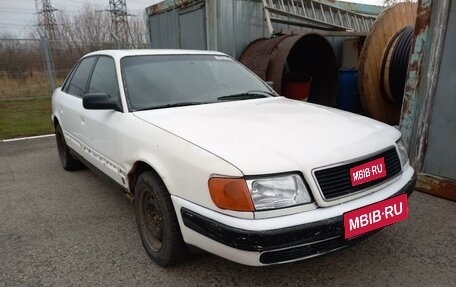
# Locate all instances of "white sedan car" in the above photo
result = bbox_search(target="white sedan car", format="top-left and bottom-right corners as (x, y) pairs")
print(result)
(52, 50), (416, 266)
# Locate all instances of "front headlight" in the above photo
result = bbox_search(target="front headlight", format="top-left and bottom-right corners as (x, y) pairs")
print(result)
(396, 137), (409, 167)
(246, 174), (312, 211)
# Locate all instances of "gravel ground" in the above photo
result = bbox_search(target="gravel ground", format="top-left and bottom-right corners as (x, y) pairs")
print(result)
(1, 136), (455, 287)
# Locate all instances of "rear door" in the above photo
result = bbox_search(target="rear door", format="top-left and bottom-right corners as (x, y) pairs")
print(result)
(56, 56), (96, 154)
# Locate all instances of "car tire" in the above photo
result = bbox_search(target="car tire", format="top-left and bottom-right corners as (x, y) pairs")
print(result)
(55, 124), (84, 171)
(134, 171), (188, 266)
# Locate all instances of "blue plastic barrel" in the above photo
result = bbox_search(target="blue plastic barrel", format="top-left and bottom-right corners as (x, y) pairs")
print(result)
(336, 69), (360, 113)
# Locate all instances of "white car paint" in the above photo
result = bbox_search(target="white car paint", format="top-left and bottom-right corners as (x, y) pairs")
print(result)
(52, 49), (415, 266)
(174, 164), (414, 265)
(133, 96), (402, 208)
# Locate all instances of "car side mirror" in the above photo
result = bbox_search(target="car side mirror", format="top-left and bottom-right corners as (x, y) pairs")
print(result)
(83, 93), (121, 111)
(266, 81), (274, 88)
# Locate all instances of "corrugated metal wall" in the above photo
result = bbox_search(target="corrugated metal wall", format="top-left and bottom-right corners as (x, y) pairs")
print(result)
(179, 3), (207, 49)
(422, 0), (456, 179)
(149, 9), (180, 48)
(147, 0), (268, 58)
(215, 0), (266, 58)
(147, 0), (347, 62)
(398, 0), (455, 200)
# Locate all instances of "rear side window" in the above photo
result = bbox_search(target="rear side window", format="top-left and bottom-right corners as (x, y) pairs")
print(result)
(66, 57), (96, 97)
(88, 56), (120, 100)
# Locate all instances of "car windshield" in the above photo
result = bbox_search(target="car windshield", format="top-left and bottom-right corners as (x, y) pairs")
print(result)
(120, 54), (275, 111)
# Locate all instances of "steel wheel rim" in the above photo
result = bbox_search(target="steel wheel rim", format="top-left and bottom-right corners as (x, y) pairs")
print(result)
(140, 188), (163, 251)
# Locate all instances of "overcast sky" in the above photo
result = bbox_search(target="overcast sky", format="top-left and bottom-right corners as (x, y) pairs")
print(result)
(0, 0), (163, 37)
(1, 0), (380, 37)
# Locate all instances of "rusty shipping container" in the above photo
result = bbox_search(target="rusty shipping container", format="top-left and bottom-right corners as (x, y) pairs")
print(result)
(145, 0), (381, 59)
(400, 0), (456, 200)
(146, 0), (268, 59)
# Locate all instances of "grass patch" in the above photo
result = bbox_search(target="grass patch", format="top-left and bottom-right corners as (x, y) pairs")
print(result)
(0, 73), (65, 99)
(0, 97), (53, 140)
(0, 73), (49, 99)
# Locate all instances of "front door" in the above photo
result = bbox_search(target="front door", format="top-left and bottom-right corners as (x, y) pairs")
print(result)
(81, 56), (127, 186)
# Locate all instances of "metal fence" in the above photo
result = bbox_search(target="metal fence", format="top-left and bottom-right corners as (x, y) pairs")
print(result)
(0, 36), (148, 100)
(0, 38), (48, 100)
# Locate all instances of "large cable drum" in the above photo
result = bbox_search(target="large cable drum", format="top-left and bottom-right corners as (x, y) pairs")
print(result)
(239, 33), (338, 107)
(358, 2), (417, 124)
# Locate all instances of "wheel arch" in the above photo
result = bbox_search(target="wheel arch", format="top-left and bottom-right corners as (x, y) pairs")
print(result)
(52, 116), (59, 128)
(128, 161), (164, 196)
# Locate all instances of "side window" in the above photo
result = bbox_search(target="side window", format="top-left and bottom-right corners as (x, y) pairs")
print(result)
(88, 56), (120, 101)
(66, 57), (96, 97)
(61, 64), (77, 92)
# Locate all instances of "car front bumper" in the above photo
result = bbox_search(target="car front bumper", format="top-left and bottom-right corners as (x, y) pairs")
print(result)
(172, 167), (416, 266)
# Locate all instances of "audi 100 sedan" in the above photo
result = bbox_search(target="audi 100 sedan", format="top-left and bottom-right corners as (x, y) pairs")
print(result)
(52, 50), (416, 266)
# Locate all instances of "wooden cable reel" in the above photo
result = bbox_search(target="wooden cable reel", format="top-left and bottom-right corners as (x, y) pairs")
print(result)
(358, 3), (417, 125)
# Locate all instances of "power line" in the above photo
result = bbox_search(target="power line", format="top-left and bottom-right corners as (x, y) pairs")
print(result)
(35, 0), (59, 40)
(0, 23), (36, 26)
(0, 8), (36, 11)
(0, 11), (36, 14)
(98, 0), (134, 44)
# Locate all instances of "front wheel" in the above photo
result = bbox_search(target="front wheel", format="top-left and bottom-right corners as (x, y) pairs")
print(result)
(134, 171), (188, 266)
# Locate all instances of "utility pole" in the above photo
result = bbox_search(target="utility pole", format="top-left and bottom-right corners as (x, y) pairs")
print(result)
(108, 0), (133, 45)
(35, 0), (59, 41)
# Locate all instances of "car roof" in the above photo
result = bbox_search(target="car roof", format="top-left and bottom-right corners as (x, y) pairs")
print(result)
(84, 49), (228, 60)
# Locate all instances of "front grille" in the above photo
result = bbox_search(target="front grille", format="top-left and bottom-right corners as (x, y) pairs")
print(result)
(314, 147), (401, 200)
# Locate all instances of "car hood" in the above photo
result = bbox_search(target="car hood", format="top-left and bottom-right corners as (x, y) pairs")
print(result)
(133, 97), (401, 175)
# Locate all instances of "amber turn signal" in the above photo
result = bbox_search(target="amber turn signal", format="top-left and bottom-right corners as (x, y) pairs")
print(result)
(208, 177), (254, 212)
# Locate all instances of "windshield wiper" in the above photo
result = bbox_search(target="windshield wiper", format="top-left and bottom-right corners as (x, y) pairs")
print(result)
(134, 101), (213, 111)
(217, 90), (276, 101)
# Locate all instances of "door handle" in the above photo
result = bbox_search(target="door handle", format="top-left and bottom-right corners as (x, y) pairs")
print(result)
(80, 116), (85, 125)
